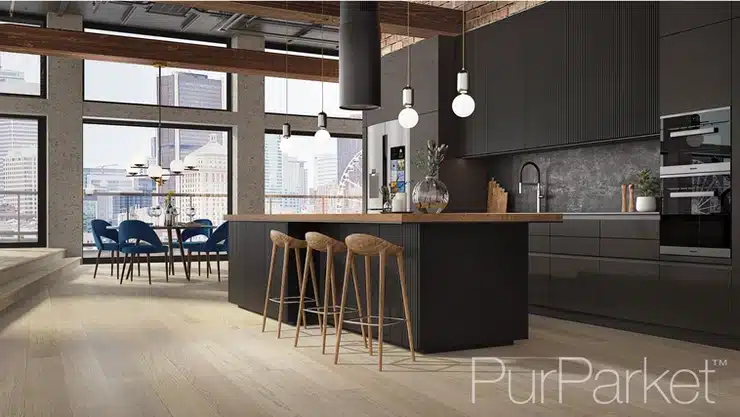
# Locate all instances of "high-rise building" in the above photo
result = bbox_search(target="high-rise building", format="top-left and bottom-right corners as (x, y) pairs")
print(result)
(337, 139), (362, 182)
(180, 137), (228, 222)
(82, 166), (153, 231)
(2, 147), (38, 215)
(282, 157), (308, 213)
(264, 134), (284, 213)
(157, 72), (224, 193)
(0, 117), (38, 208)
(314, 153), (338, 189)
(0, 65), (40, 96)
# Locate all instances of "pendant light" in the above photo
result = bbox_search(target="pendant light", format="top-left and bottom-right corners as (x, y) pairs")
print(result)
(314, 1), (331, 141)
(452, 4), (475, 118)
(281, 7), (292, 140)
(397, 1), (418, 129)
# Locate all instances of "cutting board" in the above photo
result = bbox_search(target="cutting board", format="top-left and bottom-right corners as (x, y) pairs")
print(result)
(487, 179), (508, 213)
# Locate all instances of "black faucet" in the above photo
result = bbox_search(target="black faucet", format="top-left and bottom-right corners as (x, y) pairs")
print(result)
(518, 161), (544, 213)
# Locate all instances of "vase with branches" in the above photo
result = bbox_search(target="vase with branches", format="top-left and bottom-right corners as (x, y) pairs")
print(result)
(412, 140), (450, 214)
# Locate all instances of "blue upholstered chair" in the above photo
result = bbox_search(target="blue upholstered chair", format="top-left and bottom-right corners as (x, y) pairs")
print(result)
(118, 220), (170, 285)
(179, 218), (213, 276)
(188, 222), (228, 281)
(91, 219), (120, 279)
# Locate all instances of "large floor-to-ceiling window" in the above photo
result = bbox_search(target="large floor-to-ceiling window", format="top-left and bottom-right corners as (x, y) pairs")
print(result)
(0, 17), (45, 97)
(82, 121), (231, 258)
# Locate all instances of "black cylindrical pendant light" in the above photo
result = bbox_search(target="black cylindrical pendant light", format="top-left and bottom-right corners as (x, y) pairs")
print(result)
(339, 1), (381, 110)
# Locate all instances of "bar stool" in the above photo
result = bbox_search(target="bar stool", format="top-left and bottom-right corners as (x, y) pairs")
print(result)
(294, 232), (368, 353)
(261, 230), (319, 339)
(334, 234), (416, 371)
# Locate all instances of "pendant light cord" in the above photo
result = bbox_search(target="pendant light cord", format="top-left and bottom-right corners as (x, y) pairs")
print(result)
(157, 64), (162, 166)
(406, 0), (410, 86)
(285, 0), (289, 122)
(320, 1), (324, 112)
(461, 4), (465, 70)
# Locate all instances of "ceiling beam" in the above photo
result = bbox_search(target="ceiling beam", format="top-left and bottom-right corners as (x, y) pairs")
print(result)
(0, 24), (338, 82)
(167, 1), (463, 37)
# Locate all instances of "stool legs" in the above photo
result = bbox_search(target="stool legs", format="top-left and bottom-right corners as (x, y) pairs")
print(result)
(292, 248), (308, 328)
(349, 258), (368, 348)
(275, 245), (291, 338)
(319, 246), (336, 353)
(364, 255), (373, 356)
(377, 251), (386, 371)
(333, 251), (354, 365)
(396, 253), (416, 362)
(261, 243), (278, 333)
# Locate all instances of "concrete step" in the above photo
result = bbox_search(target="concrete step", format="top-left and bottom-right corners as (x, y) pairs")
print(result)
(0, 257), (81, 314)
(0, 248), (66, 287)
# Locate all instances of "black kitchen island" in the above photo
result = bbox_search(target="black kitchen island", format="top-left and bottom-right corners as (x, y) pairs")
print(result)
(225, 213), (562, 353)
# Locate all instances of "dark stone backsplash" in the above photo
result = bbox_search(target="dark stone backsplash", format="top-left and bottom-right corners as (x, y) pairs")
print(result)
(486, 138), (660, 213)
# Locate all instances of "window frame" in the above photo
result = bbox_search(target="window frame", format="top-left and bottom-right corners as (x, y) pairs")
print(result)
(0, 113), (47, 248)
(0, 14), (47, 99)
(81, 24), (233, 112)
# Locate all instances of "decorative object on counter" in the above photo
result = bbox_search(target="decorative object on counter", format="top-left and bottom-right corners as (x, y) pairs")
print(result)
(163, 191), (179, 226)
(620, 184), (627, 212)
(392, 191), (407, 212)
(380, 185), (392, 213)
(487, 179), (508, 213)
(635, 169), (659, 212)
(412, 140), (449, 214)
(628, 184), (635, 212)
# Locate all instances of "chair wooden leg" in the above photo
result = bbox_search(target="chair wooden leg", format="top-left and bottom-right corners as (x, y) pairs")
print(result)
(147, 254), (152, 285)
(276, 246), (290, 339)
(197, 251), (201, 276)
(216, 253), (221, 282)
(378, 251), (387, 371)
(294, 247), (313, 347)
(164, 252), (169, 282)
(115, 251), (120, 280)
(119, 253), (127, 284)
(320, 249), (333, 355)
(333, 251), (353, 365)
(364, 255), (373, 356)
(137, 253), (141, 277)
(93, 250), (101, 278)
(396, 253), (416, 362)
(110, 251), (114, 276)
(350, 258), (368, 348)
(261, 243), (278, 333)
(126, 253), (135, 282)
(206, 252), (210, 279)
(187, 250), (192, 278)
(293, 248), (307, 327)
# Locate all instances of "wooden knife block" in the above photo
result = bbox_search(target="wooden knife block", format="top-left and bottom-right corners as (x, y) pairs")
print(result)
(487, 179), (508, 213)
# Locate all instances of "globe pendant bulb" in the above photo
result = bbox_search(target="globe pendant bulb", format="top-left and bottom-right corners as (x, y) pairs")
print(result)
(314, 128), (331, 141)
(452, 93), (475, 118)
(398, 107), (419, 129)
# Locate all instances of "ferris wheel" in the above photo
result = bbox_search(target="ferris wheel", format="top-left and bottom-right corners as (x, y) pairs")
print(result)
(338, 150), (363, 197)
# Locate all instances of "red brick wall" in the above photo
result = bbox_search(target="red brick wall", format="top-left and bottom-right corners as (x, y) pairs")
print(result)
(380, 1), (545, 55)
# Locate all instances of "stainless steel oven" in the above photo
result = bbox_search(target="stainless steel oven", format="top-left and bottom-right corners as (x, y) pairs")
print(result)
(659, 107), (731, 258)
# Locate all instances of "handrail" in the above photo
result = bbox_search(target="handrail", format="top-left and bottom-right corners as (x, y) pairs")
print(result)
(0, 190), (37, 196)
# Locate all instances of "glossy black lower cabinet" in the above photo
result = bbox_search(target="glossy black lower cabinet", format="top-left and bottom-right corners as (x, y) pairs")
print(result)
(528, 254), (549, 306)
(656, 263), (732, 335)
(549, 256), (599, 314)
(597, 259), (660, 322)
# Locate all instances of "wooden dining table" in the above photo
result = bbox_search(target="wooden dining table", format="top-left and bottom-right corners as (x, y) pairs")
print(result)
(107, 223), (214, 281)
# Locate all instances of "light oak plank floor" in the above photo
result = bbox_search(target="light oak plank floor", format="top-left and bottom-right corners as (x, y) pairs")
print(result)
(1, 263), (739, 417)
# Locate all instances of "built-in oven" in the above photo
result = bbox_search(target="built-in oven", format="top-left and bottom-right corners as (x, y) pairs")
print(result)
(659, 107), (731, 258)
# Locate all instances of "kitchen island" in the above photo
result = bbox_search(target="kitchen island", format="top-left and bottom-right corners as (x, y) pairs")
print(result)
(225, 213), (562, 353)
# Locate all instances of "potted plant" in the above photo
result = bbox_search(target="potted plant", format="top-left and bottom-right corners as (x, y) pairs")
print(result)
(412, 140), (450, 214)
(635, 169), (659, 212)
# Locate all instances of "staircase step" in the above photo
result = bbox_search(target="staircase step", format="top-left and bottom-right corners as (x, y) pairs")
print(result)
(0, 257), (80, 314)
(0, 248), (66, 287)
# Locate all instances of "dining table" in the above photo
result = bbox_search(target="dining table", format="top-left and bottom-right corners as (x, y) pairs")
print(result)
(107, 222), (214, 281)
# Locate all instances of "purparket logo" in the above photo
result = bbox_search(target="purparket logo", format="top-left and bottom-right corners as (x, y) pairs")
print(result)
(471, 357), (722, 405)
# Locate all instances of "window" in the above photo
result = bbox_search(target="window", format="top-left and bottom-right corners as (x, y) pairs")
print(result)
(264, 49), (361, 119)
(264, 133), (362, 214)
(82, 121), (230, 258)
(0, 116), (45, 246)
(83, 28), (229, 110)
(0, 20), (44, 97)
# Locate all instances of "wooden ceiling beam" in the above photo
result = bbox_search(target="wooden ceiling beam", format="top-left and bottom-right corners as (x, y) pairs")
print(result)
(0, 24), (338, 82)
(169, 1), (463, 37)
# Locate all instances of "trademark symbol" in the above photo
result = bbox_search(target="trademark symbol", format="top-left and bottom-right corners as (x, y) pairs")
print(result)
(712, 359), (728, 367)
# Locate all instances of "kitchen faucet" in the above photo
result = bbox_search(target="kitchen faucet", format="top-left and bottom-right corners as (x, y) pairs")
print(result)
(518, 161), (544, 213)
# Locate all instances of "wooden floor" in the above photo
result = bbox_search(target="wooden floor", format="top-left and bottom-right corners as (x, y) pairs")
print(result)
(1, 262), (740, 417)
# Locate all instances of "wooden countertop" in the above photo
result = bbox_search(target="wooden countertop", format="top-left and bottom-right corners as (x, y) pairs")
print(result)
(224, 213), (563, 224)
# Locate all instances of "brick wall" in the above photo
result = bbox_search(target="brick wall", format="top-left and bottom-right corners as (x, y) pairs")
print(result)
(380, 1), (546, 55)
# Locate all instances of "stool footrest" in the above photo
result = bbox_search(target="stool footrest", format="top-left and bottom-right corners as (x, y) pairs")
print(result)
(342, 314), (405, 327)
(268, 296), (316, 305)
(304, 305), (358, 315)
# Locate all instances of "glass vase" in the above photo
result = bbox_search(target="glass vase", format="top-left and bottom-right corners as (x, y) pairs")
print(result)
(412, 176), (449, 214)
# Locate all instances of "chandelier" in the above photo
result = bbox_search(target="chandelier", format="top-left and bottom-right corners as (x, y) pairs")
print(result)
(127, 63), (198, 184)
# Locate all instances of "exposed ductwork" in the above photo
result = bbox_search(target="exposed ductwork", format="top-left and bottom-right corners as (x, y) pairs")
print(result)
(339, 1), (380, 111)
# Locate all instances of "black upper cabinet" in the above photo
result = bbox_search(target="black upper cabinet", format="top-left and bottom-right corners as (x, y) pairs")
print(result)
(731, 18), (740, 335)
(459, 28), (487, 156)
(659, 1), (730, 37)
(522, 4), (567, 149)
(660, 21), (731, 116)
(487, 18), (525, 153)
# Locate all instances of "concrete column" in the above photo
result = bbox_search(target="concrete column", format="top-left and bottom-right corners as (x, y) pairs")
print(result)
(46, 13), (83, 256)
(231, 35), (265, 214)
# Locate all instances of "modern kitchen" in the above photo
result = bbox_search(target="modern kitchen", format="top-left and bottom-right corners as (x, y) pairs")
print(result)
(228, 0), (739, 355)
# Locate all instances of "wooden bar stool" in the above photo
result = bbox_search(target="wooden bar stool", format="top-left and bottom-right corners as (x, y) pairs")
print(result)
(294, 232), (368, 353)
(261, 230), (318, 339)
(334, 234), (416, 371)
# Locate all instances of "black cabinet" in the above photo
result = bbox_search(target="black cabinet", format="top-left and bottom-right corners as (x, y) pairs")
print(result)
(529, 254), (549, 306)
(657, 263), (731, 334)
(486, 17), (525, 153)
(549, 256), (599, 314)
(597, 259), (660, 322)
(459, 28), (487, 156)
(659, 1), (730, 37)
(660, 21), (731, 116)
(732, 18), (740, 336)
